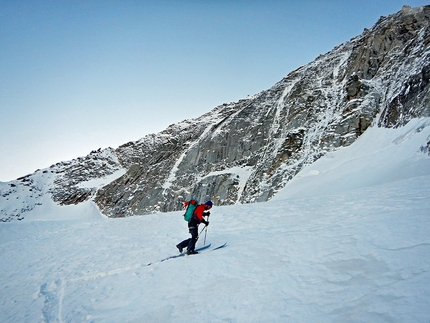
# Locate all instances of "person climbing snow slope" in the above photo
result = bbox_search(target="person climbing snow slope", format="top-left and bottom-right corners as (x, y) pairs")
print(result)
(176, 200), (212, 254)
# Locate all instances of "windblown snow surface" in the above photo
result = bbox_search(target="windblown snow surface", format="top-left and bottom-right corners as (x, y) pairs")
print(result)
(1, 118), (430, 323)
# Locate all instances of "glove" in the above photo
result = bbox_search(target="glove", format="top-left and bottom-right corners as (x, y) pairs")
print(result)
(202, 220), (209, 226)
(204, 211), (210, 217)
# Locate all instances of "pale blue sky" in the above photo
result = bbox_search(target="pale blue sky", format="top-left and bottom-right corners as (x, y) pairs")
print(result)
(1, 0), (428, 181)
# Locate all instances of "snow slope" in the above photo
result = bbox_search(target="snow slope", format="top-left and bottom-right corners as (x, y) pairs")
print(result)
(1, 119), (430, 322)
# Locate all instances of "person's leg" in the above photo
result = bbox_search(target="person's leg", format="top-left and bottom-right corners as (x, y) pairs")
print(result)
(176, 238), (190, 252)
(187, 227), (198, 253)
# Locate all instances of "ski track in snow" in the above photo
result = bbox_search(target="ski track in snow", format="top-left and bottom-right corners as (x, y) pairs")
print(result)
(1, 119), (430, 322)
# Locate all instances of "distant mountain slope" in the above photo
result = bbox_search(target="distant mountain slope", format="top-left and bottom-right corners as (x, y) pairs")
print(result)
(1, 5), (429, 221)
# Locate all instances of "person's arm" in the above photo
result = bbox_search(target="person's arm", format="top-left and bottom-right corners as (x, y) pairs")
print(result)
(194, 205), (209, 225)
(201, 209), (210, 226)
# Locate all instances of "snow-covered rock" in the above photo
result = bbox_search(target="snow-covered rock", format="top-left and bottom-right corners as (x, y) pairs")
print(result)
(1, 5), (429, 220)
(94, 5), (430, 217)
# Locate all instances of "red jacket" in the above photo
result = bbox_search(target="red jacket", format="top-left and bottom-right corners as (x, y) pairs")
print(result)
(183, 201), (210, 226)
(193, 204), (207, 221)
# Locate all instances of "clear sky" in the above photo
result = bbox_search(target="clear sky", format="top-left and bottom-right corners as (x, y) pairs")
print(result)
(1, 0), (428, 181)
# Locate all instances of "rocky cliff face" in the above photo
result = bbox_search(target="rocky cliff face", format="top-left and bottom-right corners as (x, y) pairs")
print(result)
(1, 6), (430, 220)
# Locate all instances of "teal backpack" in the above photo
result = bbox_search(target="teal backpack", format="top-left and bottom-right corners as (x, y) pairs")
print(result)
(184, 199), (198, 222)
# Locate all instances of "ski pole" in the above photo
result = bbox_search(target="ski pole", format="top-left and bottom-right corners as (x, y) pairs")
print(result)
(197, 225), (206, 239)
(203, 225), (208, 245)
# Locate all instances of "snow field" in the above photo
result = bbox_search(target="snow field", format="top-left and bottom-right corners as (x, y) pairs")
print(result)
(1, 118), (430, 322)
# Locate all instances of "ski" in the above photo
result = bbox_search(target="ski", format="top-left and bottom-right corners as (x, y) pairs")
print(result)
(213, 242), (227, 250)
(147, 244), (211, 266)
(146, 243), (226, 266)
(184, 243), (212, 254)
(163, 243), (211, 261)
(184, 242), (227, 255)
